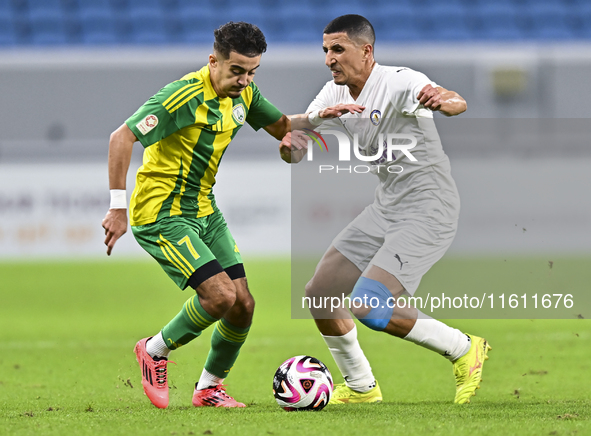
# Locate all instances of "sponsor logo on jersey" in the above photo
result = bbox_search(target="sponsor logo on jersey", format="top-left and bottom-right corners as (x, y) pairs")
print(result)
(136, 114), (159, 135)
(370, 109), (381, 126)
(232, 103), (246, 125)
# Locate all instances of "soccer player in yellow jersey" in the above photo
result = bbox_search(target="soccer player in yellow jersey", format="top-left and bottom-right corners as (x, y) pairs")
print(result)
(101, 22), (292, 409)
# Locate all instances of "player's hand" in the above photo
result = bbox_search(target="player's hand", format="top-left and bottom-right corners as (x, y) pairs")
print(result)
(418, 84), (442, 111)
(102, 208), (127, 256)
(279, 131), (308, 164)
(319, 104), (365, 119)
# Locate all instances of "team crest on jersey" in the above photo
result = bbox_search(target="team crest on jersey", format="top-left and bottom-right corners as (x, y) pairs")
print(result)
(232, 103), (246, 125)
(370, 109), (381, 126)
(136, 114), (158, 135)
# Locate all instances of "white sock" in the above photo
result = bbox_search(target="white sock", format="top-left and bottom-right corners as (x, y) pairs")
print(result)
(197, 368), (224, 390)
(145, 332), (171, 359)
(403, 313), (471, 361)
(322, 325), (375, 393)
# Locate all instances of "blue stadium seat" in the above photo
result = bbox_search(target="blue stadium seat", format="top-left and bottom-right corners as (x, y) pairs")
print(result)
(0, 0), (12, 12)
(0, 14), (17, 45)
(27, 0), (65, 15)
(127, 0), (163, 14)
(310, 0), (369, 21)
(521, 2), (575, 40)
(28, 10), (69, 44)
(219, 4), (268, 27)
(78, 8), (119, 44)
(376, 6), (424, 42)
(269, 4), (327, 43)
(178, 5), (218, 44)
(75, 0), (114, 14)
(575, 3), (591, 38)
(26, 0), (79, 44)
(471, 0), (526, 5)
(128, 6), (171, 44)
(472, 3), (526, 40)
(416, 3), (473, 41)
(420, 0), (465, 7)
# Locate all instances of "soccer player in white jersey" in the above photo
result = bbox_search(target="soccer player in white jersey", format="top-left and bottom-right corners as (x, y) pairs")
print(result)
(281, 14), (491, 405)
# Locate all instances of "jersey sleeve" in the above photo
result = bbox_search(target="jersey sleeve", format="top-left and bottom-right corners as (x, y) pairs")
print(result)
(245, 82), (283, 131)
(305, 81), (335, 114)
(390, 69), (438, 117)
(126, 80), (201, 147)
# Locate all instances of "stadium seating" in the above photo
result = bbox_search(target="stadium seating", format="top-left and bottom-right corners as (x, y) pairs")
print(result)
(0, 0), (587, 46)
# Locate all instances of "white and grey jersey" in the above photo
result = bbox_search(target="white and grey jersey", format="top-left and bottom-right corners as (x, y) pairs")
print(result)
(306, 64), (460, 224)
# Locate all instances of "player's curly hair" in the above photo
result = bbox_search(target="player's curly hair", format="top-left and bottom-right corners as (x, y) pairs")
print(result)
(214, 22), (267, 59)
(324, 14), (375, 47)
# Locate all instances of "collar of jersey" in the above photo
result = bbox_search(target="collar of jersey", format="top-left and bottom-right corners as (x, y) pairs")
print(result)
(198, 65), (222, 102)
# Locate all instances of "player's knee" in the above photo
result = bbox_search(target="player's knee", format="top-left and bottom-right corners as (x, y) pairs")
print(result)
(304, 279), (327, 317)
(211, 287), (237, 317)
(238, 292), (255, 316)
(304, 278), (319, 299)
(350, 277), (393, 332)
(197, 276), (237, 318)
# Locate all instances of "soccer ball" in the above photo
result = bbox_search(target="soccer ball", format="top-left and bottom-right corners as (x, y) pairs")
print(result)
(272, 355), (333, 411)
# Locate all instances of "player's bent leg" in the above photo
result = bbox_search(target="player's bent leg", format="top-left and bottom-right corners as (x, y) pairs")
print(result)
(193, 267), (237, 319)
(361, 266), (490, 403)
(305, 247), (379, 403)
(135, 264), (234, 409)
(194, 270), (251, 407)
(160, 268), (234, 352)
(305, 246), (362, 323)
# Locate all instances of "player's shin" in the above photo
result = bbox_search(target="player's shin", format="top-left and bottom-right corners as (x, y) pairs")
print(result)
(322, 324), (376, 393)
(160, 294), (218, 350)
(198, 318), (250, 389)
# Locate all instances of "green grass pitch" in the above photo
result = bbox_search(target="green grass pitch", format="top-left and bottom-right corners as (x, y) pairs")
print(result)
(0, 257), (589, 435)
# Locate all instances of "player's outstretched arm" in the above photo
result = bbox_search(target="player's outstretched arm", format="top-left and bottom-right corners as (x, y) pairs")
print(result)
(279, 131), (309, 164)
(289, 104), (366, 130)
(418, 84), (467, 116)
(101, 123), (136, 256)
(263, 114), (291, 140)
(278, 104), (365, 163)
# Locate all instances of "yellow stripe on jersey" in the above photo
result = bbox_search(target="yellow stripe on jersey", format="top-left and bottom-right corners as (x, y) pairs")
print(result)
(133, 142), (184, 222)
(158, 239), (192, 278)
(159, 235), (196, 274)
(168, 87), (204, 113)
(241, 85), (254, 108)
(163, 82), (203, 110)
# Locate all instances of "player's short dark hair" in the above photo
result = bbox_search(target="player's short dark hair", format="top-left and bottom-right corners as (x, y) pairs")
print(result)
(324, 14), (376, 47)
(214, 21), (267, 59)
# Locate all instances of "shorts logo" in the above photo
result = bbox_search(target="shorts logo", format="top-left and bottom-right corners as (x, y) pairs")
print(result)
(232, 103), (246, 125)
(136, 114), (158, 135)
(370, 109), (381, 126)
(394, 254), (408, 270)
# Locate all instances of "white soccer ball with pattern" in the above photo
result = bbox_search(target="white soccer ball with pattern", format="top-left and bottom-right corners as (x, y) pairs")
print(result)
(272, 355), (333, 411)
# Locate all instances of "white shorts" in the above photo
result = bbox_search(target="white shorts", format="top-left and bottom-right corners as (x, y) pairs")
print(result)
(332, 204), (457, 295)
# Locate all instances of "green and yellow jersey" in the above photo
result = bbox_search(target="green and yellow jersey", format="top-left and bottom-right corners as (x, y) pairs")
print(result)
(126, 65), (282, 226)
